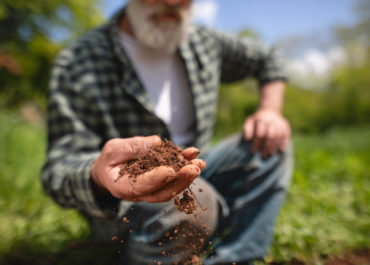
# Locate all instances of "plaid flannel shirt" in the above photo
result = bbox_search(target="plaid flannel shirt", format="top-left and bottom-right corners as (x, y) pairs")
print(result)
(42, 9), (287, 218)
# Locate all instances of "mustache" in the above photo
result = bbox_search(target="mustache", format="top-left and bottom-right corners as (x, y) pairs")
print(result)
(149, 4), (184, 20)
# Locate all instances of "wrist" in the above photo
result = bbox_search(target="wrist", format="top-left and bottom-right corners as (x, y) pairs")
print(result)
(259, 80), (285, 114)
(90, 161), (108, 195)
(256, 106), (282, 115)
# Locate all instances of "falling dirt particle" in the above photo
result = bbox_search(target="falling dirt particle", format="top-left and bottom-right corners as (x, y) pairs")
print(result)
(111, 236), (118, 241)
(174, 190), (196, 214)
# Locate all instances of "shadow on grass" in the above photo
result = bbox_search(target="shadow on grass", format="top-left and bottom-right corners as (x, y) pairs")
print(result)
(0, 240), (125, 265)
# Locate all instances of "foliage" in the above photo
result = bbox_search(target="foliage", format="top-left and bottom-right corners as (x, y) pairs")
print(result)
(214, 50), (370, 139)
(0, 110), (87, 256)
(268, 127), (370, 264)
(0, 110), (369, 264)
(0, 0), (369, 263)
(213, 0), (370, 138)
(0, 0), (103, 108)
(213, 79), (259, 140)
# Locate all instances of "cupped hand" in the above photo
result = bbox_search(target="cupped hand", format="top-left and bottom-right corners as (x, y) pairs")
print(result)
(91, 136), (205, 203)
(243, 109), (291, 157)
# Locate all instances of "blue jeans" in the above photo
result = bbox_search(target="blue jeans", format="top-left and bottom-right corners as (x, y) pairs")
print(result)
(88, 134), (293, 264)
(201, 134), (293, 264)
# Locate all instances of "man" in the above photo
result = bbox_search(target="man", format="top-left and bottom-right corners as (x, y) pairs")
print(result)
(42, 0), (293, 264)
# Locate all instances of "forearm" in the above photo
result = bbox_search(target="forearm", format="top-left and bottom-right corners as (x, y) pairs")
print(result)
(258, 80), (286, 113)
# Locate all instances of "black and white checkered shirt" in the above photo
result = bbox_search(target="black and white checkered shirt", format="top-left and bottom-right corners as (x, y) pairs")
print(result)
(42, 8), (287, 218)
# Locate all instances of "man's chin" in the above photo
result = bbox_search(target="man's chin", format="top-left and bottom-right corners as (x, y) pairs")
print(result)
(151, 14), (181, 24)
(126, 0), (190, 54)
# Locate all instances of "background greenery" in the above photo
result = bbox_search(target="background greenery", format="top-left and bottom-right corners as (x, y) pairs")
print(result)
(0, 0), (369, 264)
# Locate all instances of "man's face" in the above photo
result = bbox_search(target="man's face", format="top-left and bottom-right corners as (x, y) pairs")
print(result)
(126, 0), (193, 54)
(142, 0), (192, 23)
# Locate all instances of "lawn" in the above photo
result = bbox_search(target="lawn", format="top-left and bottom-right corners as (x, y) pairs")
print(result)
(0, 110), (369, 265)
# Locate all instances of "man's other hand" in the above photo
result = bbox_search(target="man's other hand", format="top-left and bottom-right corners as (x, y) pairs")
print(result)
(90, 136), (205, 203)
(243, 109), (291, 157)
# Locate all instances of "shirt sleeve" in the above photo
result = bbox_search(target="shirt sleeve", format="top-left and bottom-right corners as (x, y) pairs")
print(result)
(41, 51), (119, 219)
(214, 30), (288, 85)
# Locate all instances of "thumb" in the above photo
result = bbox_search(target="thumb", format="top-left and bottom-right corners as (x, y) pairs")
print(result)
(109, 135), (162, 164)
(243, 117), (255, 141)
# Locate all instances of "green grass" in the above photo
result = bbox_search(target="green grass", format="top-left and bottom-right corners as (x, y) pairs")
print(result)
(267, 127), (370, 264)
(0, 110), (111, 265)
(0, 110), (369, 264)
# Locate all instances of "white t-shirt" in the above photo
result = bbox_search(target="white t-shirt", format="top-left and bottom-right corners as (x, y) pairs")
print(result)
(119, 31), (196, 145)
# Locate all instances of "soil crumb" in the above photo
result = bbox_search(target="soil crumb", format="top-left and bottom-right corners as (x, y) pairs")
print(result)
(268, 248), (370, 265)
(118, 139), (199, 214)
(119, 139), (190, 179)
(118, 139), (210, 264)
(174, 190), (196, 214)
(325, 248), (370, 265)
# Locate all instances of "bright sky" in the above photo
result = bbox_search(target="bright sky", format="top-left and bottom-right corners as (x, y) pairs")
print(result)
(101, 0), (358, 80)
(102, 0), (357, 44)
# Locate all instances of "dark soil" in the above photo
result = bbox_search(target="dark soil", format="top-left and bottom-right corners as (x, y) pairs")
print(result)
(174, 189), (196, 214)
(325, 248), (370, 265)
(117, 140), (212, 264)
(119, 139), (191, 178)
(118, 140), (197, 214)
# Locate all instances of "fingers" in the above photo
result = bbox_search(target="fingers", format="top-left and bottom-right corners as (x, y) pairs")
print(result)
(190, 158), (206, 170)
(139, 164), (201, 203)
(251, 120), (267, 153)
(105, 135), (162, 165)
(244, 110), (291, 157)
(129, 166), (177, 195)
(262, 124), (278, 157)
(182, 147), (200, 160)
(243, 117), (255, 141)
(279, 123), (291, 151)
(114, 162), (204, 202)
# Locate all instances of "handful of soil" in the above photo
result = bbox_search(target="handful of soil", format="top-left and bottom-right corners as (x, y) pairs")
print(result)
(118, 140), (198, 214)
(119, 139), (191, 178)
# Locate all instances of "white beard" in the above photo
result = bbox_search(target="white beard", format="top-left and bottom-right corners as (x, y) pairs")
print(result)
(126, 0), (192, 54)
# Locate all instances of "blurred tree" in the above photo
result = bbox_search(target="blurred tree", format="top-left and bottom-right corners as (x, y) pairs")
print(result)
(0, 0), (103, 108)
(320, 0), (370, 128)
(214, 0), (370, 139)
